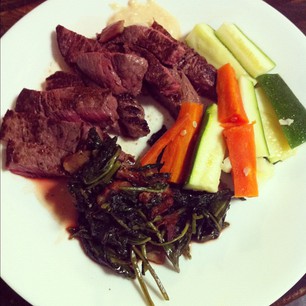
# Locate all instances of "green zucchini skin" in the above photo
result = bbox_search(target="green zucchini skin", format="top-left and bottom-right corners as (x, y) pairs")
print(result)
(255, 87), (295, 163)
(215, 23), (276, 78)
(256, 74), (306, 149)
(239, 75), (269, 157)
(184, 103), (226, 193)
(185, 23), (255, 83)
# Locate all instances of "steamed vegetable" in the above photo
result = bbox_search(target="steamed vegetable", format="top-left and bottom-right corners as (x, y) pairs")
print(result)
(215, 23), (276, 78)
(239, 75), (269, 157)
(256, 74), (306, 149)
(160, 102), (204, 184)
(140, 113), (191, 166)
(185, 23), (254, 82)
(223, 124), (258, 197)
(217, 63), (249, 125)
(185, 103), (226, 193)
(255, 87), (295, 163)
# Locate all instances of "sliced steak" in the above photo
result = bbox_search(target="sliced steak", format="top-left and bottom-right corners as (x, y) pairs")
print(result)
(150, 20), (173, 37)
(101, 23), (185, 67)
(45, 71), (85, 90)
(178, 47), (217, 99)
(100, 22), (211, 116)
(15, 88), (80, 122)
(139, 48), (200, 117)
(0, 110), (84, 152)
(151, 21), (217, 99)
(0, 110), (88, 177)
(146, 69), (201, 118)
(117, 94), (150, 138)
(97, 20), (125, 44)
(179, 71), (201, 103)
(6, 140), (69, 177)
(15, 86), (119, 130)
(75, 52), (148, 96)
(56, 25), (104, 66)
(0, 110), (39, 143)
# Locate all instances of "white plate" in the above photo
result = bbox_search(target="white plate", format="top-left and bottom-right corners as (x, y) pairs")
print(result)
(1, 0), (306, 305)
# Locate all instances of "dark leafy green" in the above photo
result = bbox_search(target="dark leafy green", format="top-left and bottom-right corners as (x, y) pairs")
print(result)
(67, 128), (233, 305)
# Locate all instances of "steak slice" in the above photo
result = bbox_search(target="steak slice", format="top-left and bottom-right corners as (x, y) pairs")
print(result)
(56, 25), (104, 66)
(6, 140), (69, 177)
(100, 23), (185, 67)
(0, 110), (87, 177)
(75, 52), (148, 96)
(151, 21), (217, 99)
(146, 69), (201, 118)
(139, 48), (200, 117)
(116, 94), (150, 138)
(15, 86), (119, 130)
(0, 110), (38, 143)
(99, 22), (209, 116)
(97, 20), (125, 44)
(45, 71), (85, 90)
(0, 110), (84, 152)
(179, 71), (202, 103)
(178, 47), (217, 99)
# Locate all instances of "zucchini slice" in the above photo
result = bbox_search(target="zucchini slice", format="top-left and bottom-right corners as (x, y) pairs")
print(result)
(238, 75), (269, 157)
(257, 74), (306, 149)
(215, 23), (276, 78)
(255, 87), (295, 163)
(185, 23), (255, 83)
(185, 103), (226, 193)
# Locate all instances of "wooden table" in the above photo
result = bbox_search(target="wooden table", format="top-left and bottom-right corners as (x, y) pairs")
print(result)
(0, 1), (305, 305)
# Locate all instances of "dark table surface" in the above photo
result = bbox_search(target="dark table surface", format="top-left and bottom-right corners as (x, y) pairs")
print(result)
(0, 0), (305, 305)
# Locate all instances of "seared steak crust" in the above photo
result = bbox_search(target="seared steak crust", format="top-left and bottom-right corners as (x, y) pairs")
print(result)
(75, 52), (148, 96)
(178, 47), (217, 99)
(15, 87), (119, 129)
(99, 21), (215, 115)
(6, 140), (68, 177)
(97, 20), (125, 44)
(117, 94), (150, 138)
(56, 25), (104, 66)
(1, 110), (86, 177)
(45, 71), (85, 90)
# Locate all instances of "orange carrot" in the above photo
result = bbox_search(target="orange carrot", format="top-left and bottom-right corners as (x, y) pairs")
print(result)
(140, 113), (191, 166)
(160, 139), (178, 173)
(160, 102), (204, 184)
(217, 63), (249, 125)
(223, 124), (258, 197)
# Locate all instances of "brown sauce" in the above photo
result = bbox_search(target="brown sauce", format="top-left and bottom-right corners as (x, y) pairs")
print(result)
(32, 177), (77, 228)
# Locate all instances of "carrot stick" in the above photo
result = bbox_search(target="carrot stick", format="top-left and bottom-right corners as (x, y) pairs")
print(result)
(223, 124), (258, 197)
(160, 139), (177, 173)
(217, 63), (249, 125)
(160, 102), (204, 184)
(140, 113), (191, 166)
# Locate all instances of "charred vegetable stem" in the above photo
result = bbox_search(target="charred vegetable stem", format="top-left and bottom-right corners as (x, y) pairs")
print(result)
(204, 211), (222, 232)
(149, 222), (190, 246)
(132, 246), (170, 301)
(131, 250), (155, 306)
(84, 146), (121, 186)
(192, 213), (203, 234)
